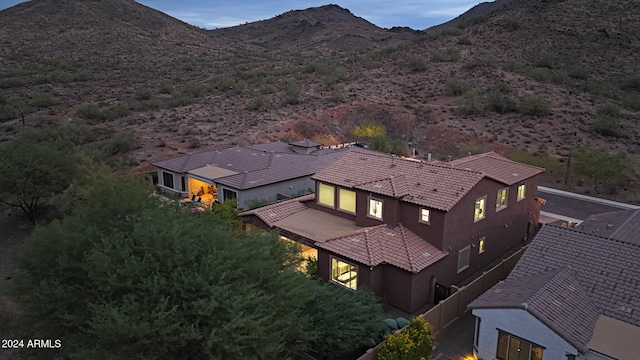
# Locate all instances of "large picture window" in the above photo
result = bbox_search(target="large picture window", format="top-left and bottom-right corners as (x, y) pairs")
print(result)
(338, 188), (356, 213)
(368, 198), (383, 219)
(162, 171), (174, 189)
(497, 331), (543, 360)
(496, 188), (508, 211)
(318, 183), (335, 207)
(517, 182), (526, 201)
(331, 258), (357, 290)
(222, 188), (237, 201)
(474, 197), (486, 221)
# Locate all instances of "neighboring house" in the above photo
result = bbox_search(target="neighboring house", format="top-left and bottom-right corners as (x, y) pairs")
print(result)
(469, 224), (640, 360)
(151, 140), (350, 209)
(240, 150), (544, 313)
(575, 208), (640, 245)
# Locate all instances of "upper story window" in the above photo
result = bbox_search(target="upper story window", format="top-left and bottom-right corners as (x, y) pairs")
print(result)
(478, 237), (485, 254)
(368, 197), (383, 219)
(318, 183), (335, 207)
(496, 188), (508, 211)
(419, 208), (431, 224)
(338, 188), (356, 213)
(457, 245), (470, 273)
(474, 197), (486, 222)
(517, 182), (526, 201)
(162, 171), (174, 189)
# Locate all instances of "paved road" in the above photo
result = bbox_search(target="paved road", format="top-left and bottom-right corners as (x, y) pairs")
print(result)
(536, 186), (639, 223)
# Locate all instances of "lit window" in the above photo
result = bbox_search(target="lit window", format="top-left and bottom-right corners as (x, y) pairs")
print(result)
(478, 238), (485, 254)
(419, 208), (431, 224)
(496, 331), (543, 360)
(368, 198), (383, 219)
(517, 182), (526, 201)
(474, 197), (486, 221)
(162, 171), (174, 189)
(338, 188), (356, 213)
(318, 183), (335, 207)
(496, 188), (508, 210)
(457, 246), (470, 273)
(331, 258), (357, 290)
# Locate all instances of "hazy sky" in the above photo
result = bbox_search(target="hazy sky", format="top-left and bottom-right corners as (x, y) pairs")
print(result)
(0, 0), (481, 30)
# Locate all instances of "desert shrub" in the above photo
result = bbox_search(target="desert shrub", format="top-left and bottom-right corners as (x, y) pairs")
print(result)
(245, 198), (270, 210)
(181, 81), (206, 98)
(76, 103), (106, 121)
(0, 94), (23, 121)
(357, 54), (375, 68)
(444, 77), (472, 96)
(135, 87), (152, 100)
(441, 27), (463, 36)
(502, 17), (521, 32)
(533, 51), (556, 69)
(31, 92), (59, 107)
(527, 67), (553, 82)
(246, 93), (267, 111)
(328, 87), (345, 103)
(213, 77), (242, 94)
(283, 80), (301, 105)
(408, 55), (427, 72)
(593, 115), (622, 138)
(622, 73), (640, 91)
(464, 55), (497, 69)
(598, 103), (621, 118)
(458, 89), (485, 115)
(104, 104), (130, 120)
(622, 93), (640, 110)
(158, 83), (173, 94)
(568, 66), (589, 80)
(457, 35), (472, 45)
(519, 95), (551, 116)
(0, 77), (25, 89)
(509, 151), (562, 173)
(432, 47), (461, 62)
(84, 133), (138, 161)
(188, 137), (202, 149)
(377, 317), (433, 360)
(487, 92), (518, 113)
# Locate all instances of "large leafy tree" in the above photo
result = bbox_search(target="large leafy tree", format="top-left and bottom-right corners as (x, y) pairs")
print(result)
(572, 145), (631, 193)
(12, 175), (382, 359)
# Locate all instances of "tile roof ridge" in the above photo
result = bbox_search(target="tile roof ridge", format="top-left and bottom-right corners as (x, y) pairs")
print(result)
(363, 226), (380, 267)
(397, 224), (418, 273)
(523, 266), (573, 308)
(608, 208), (640, 238)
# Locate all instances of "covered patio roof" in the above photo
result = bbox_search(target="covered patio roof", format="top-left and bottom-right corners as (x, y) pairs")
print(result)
(273, 208), (362, 242)
(188, 165), (238, 181)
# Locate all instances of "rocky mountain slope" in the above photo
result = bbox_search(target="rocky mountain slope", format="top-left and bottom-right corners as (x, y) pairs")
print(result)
(0, 0), (638, 201)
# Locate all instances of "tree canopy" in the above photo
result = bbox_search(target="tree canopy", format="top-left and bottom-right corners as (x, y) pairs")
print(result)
(11, 174), (382, 359)
(572, 145), (631, 193)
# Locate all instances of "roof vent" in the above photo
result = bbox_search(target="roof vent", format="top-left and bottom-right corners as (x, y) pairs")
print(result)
(351, 238), (361, 243)
(422, 252), (431, 257)
(512, 173), (519, 176)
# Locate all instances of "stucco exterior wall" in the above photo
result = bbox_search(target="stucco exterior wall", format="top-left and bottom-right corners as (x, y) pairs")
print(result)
(231, 176), (314, 209)
(472, 308), (579, 360)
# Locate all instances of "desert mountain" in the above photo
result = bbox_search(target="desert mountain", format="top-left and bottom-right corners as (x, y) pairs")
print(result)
(0, 0), (639, 201)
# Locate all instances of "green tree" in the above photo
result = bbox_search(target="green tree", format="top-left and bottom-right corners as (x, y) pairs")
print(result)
(572, 146), (631, 193)
(0, 129), (78, 222)
(11, 175), (383, 359)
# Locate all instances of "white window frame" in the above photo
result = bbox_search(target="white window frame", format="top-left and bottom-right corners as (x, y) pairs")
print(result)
(474, 196), (486, 222)
(517, 182), (526, 201)
(419, 208), (431, 224)
(331, 257), (357, 290)
(496, 188), (508, 211)
(368, 197), (383, 220)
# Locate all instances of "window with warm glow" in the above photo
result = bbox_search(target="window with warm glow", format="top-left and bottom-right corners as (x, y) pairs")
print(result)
(474, 197), (486, 221)
(331, 258), (357, 290)
(496, 331), (543, 360)
(419, 208), (431, 224)
(338, 188), (356, 213)
(478, 238), (485, 254)
(457, 245), (470, 273)
(517, 182), (526, 201)
(318, 183), (335, 207)
(368, 198), (383, 219)
(496, 188), (508, 210)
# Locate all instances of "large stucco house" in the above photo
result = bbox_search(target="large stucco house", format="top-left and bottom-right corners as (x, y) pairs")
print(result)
(240, 150), (544, 313)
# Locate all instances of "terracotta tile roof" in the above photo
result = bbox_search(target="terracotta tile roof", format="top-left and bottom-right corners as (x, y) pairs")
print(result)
(237, 194), (314, 226)
(471, 224), (640, 352)
(469, 267), (600, 353)
(578, 209), (640, 245)
(316, 224), (448, 273)
(449, 151), (544, 185)
(312, 150), (484, 211)
(151, 143), (350, 190)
